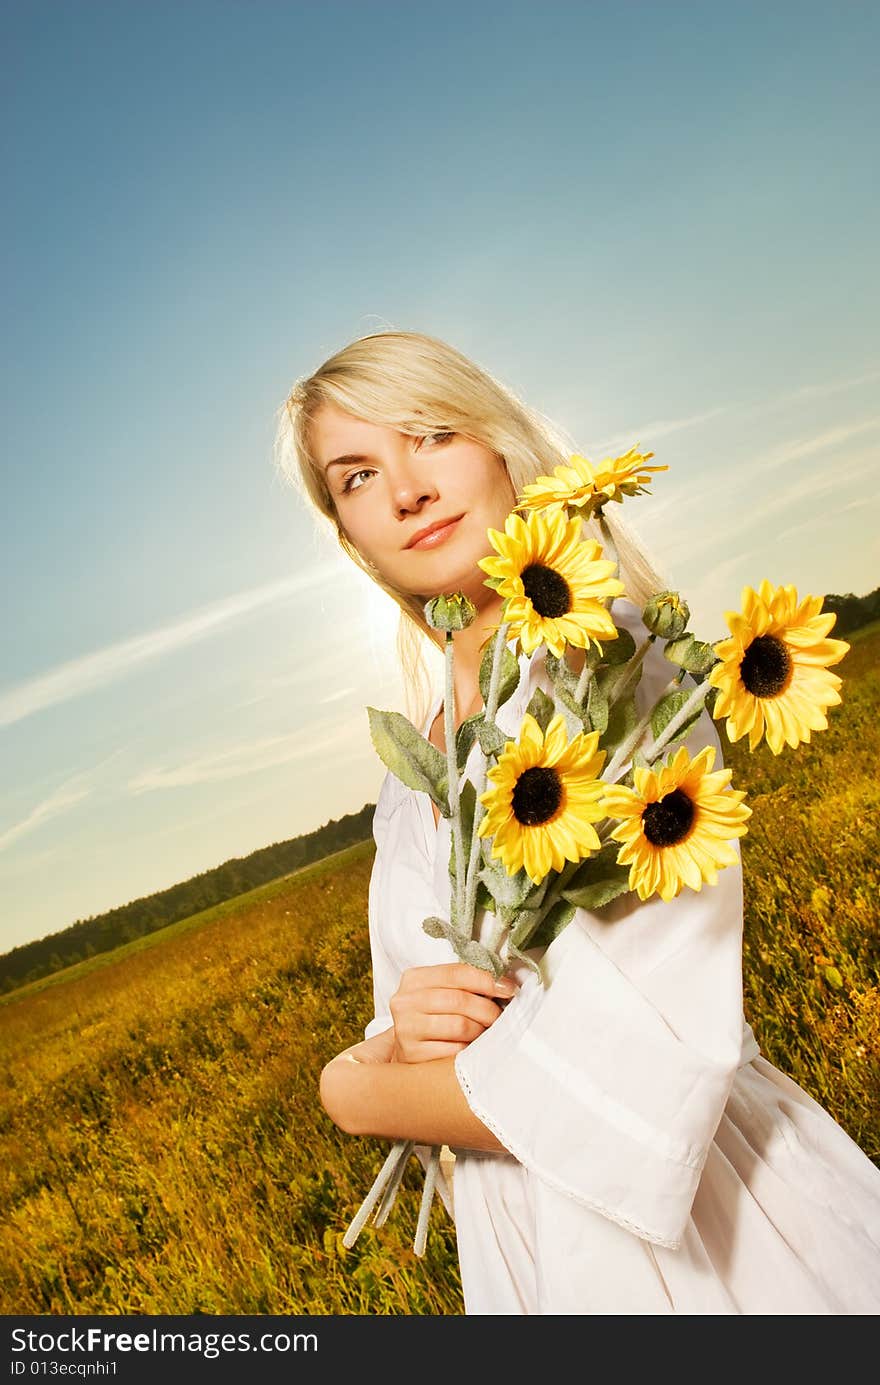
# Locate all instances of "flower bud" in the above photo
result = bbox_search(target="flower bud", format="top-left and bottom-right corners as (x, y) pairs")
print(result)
(424, 592), (477, 632)
(642, 590), (690, 640)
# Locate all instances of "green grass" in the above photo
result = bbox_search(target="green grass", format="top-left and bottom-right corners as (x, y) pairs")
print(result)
(0, 629), (877, 1314)
(1, 841), (375, 1009)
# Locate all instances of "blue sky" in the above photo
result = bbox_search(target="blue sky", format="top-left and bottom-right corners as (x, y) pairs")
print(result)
(2, 0), (878, 951)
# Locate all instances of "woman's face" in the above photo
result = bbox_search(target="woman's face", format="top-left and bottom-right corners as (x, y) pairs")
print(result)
(310, 402), (517, 605)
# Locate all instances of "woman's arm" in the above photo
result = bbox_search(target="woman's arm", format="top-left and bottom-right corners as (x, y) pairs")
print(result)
(320, 1045), (508, 1152)
(320, 962), (516, 1153)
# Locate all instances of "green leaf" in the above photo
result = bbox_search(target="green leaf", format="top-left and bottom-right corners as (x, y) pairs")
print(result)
(477, 719), (509, 757)
(455, 712), (484, 773)
(479, 639), (520, 709)
(686, 639), (718, 675)
(562, 871), (630, 911)
(505, 940), (544, 981)
(475, 879), (495, 913)
(587, 676), (609, 736)
(508, 908), (543, 951)
(447, 780), (477, 915)
(598, 692), (638, 753)
(525, 687), (555, 734)
(663, 635), (718, 676)
(545, 650), (595, 696)
(649, 690), (703, 748)
(421, 914), (502, 974)
(561, 844), (630, 910)
(458, 779), (477, 856)
(599, 626), (637, 667)
(478, 847), (534, 911)
(457, 938), (505, 976)
(596, 656), (642, 705)
(555, 682), (591, 730)
(422, 915), (452, 940)
(545, 653), (592, 728)
(528, 899), (577, 950)
(367, 707), (449, 816)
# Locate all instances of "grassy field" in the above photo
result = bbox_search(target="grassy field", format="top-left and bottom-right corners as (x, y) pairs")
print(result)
(1, 626), (877, 1315)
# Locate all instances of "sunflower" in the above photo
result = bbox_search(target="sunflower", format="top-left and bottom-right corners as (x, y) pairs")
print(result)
(708, 581), (849, 755)
(478, 508), (624, 657)
(478, 712), (607, 884)
(601, 745), (751, 903)
(515, 448), (667, 519)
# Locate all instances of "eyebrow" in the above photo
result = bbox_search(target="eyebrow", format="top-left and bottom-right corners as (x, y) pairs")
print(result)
(324, 454), (367, 472)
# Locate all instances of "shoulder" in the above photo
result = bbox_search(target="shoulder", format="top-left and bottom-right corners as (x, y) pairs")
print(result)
(371, 767), (410, 848)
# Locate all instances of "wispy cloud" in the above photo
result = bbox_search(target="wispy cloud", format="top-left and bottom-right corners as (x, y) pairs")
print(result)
(757, 418), (880, 472)
(587, 372), (878, 486)
(128, 715), (368, 793)
(767, 368), (880, 409)
(586, 407), (730, 458)
(666, 445), (878, 568)
(651, 420), (879, 560)
(319, 686), (356, 706)
(0, 748), (129, 852)
(0, 781), (91, 852)
(0, 562), (348, 730)
(233, 643), (363, 710)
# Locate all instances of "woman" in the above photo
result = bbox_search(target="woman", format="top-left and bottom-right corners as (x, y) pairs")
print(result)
(275, 329), (880, 1314)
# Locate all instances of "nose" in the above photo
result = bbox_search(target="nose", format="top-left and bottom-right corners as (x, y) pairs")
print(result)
(389, 454), (439, 517)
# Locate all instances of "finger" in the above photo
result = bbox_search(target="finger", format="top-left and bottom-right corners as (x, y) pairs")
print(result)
(414, 988), (506, 1028)
(419, 1012), (490, 1045)
(390, 989), (503, 1032)
(397, 1040), (470, 1064)
(399, 963), (519, 998)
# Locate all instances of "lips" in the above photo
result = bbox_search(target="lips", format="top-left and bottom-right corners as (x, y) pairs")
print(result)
(405, 515), (464, 549)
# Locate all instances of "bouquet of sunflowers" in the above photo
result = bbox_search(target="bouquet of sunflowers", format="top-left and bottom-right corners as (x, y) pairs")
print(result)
(342, 447), (850, 1255)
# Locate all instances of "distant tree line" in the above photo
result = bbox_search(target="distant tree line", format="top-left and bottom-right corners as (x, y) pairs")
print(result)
(3, 585), (876, 999)
(821, 586), (880, 637)
(0, 803), (375, 995)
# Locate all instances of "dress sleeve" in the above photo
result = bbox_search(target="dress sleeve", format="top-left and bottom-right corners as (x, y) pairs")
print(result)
(454, 629), (750, 1249)
(363, 770), (401, 1041)
(360, 768), (457, 1219)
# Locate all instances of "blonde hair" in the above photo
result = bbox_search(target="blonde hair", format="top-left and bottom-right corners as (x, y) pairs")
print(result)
(274, 330), (669, 727)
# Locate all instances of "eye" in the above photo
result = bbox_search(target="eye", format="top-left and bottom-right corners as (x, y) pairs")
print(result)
(341, 467), (375, 494)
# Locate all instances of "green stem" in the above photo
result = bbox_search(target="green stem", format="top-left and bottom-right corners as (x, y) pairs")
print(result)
(607, 634), (655, 713)
(444, 632), (466, 929)
(603, 676), (681, 784)
(575, 658), (594, 704)
(372, 1140), (415, 1228)
(597, 509), (622, 627)
(597, 509), (619, 572)
(527, 856), (582, 923)
(413, 1145), (442, 1257)
(462, 622), (511, 930)
(641, 676), (712, 765)
(488, 913), (510, 955)
(342, 1141), (410, 1249)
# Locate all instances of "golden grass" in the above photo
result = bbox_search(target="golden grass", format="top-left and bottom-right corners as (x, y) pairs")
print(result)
(0, 845), (462, 1314)
(1, 629), (877, 1314)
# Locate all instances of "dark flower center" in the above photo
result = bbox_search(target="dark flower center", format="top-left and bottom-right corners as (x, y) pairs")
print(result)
(739, 634), (792, 698)
(521, 563), (571, 618)
(512, 766), (563, 825)
(642, 788), (695, 847)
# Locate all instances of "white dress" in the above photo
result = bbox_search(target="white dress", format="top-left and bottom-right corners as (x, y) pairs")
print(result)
(363, 600), (880, 1315)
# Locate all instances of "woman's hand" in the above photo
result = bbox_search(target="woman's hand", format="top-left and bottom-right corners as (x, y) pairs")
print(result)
(389, 962), (519, 1064)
